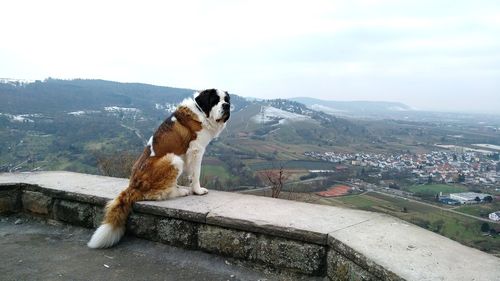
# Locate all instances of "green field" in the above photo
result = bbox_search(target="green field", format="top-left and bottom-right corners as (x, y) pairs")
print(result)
(456, 202), (500, 218)
(334, 195), (381, 209)
(201, 164), (231, 181)
(316, 192), (500, 255)
(248, 160), (335, 171)
(407, 184), (468, 197)
(330, 192), (434, 214)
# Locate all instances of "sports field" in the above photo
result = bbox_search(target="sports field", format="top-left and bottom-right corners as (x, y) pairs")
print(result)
(407, 184), (468, 197)
(455, 202), (500, 217)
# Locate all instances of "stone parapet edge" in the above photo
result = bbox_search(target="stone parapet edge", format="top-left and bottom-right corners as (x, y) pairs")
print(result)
(0, 182), (397, 280)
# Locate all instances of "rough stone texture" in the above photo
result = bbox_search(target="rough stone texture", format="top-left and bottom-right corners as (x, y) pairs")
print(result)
(206, 194), (377, 245)
(53, 200), (94, 228)
(127, 213), (158, 241)
(157, 218), (198, 249)
(327, 250), (379, 281)
(93, 205), (105, 227)
(0, 197), (13, 213)
(198, 225), (258, 259)
(198, 225), (326, 275)
(22, 191), (53, 215)
(254, 235), (326, 275)
(330, 237), (399, 281)
(0, 185), (21, 214)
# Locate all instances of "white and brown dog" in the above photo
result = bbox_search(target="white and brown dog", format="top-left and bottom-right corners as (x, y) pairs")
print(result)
(88, 89), (230, 248)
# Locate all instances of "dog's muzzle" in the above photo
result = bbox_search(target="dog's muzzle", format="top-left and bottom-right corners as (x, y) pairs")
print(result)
(219, 103), (230, 122)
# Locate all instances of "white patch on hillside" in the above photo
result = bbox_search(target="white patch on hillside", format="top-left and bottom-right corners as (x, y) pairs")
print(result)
(473, 144), (500, 151)
(68, 111), (86, 116)
(154, 103), (177, 112)
(0, 113), (42, 123)
(104, 106), (144, 121)
(67, 110), (100, 116)
(251, 106), (310, 124)
(0, 78), (35, 86)
(12, 115), (33, 122)
(388, 106), (410, 111)
(104, 106), (141, 113)
(309, 104), (345, 114)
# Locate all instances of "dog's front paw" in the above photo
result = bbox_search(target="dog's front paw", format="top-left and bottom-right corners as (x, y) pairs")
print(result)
(178, 187), (190, 196)
(178, 185), (192, 195)
(193, 187), (208, 195)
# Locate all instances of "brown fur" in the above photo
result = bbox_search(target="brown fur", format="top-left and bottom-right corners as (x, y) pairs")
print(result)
(102, 106), (202, 229)
(151, 106), (202, 157)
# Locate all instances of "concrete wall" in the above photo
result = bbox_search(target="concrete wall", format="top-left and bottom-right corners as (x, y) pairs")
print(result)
(1, 172), (499, 281)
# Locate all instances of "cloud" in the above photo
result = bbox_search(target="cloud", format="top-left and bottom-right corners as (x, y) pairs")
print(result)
(0, 0), (499, 112)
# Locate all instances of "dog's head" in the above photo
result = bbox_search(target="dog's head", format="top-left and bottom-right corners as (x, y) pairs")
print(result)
(195, 89), (230, 123)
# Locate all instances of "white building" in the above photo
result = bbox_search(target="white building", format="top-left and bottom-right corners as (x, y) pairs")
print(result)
(489, 211), (500, 221)
(449, 192), (492, 204)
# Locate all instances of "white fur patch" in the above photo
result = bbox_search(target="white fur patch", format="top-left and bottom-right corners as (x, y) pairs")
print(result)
(87, 223), (125, 249)
(180, 97), (206, 124)
(171, 116), (177, 122)
(168, 153), (184, 173)
(147, 136), (156, 157)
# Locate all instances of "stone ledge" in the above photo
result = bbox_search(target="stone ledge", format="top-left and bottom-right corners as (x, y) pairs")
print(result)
(0, 183), (21, 214)
(198, 224), (326, 275)
(22, 190), (53, 215)
(1, 171), (500, 280)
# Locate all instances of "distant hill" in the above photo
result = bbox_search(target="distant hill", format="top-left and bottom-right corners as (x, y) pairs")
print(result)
(0, 78), (376, 176)
(290, 97), (413, 118)
(0, 78), (191, 114)
(0, 78), (250, 118)
(2, 78), (497, 189)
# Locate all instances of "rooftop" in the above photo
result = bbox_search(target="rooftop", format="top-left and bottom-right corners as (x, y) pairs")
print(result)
(450, 192), (491, 200)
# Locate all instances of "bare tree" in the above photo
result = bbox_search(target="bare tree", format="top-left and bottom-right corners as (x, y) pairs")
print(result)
(94, 151), (137, 178)
(263, 165), (289, 198)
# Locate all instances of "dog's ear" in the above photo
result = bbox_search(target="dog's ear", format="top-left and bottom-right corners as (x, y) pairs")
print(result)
(195, 89), (219, 117)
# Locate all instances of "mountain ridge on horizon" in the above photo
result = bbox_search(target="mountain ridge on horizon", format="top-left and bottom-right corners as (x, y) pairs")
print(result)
(0, 77), (416, 114)
(290, 97), (414, 112)
(2, 77), (499, 117)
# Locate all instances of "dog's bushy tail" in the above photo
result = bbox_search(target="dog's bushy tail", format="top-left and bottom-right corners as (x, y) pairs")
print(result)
(87, 188), (142, 248)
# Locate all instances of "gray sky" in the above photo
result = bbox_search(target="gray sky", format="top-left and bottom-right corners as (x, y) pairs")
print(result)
(1, 0), (499, 113)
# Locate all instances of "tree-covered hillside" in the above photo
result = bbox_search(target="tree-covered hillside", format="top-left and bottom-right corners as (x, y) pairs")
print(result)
(2, 78), (499, 191)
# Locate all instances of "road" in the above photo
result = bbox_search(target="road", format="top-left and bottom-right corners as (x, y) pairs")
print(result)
(120, 123), (144, 141)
